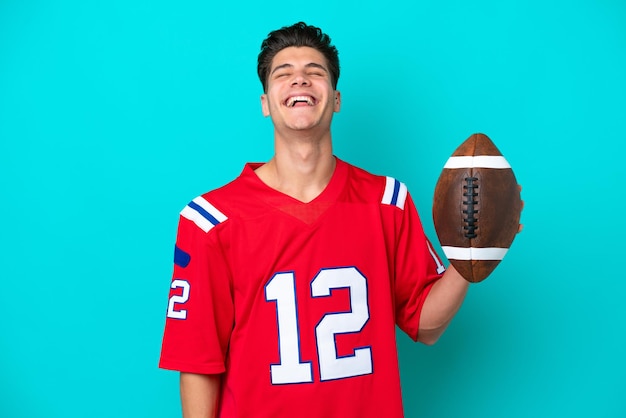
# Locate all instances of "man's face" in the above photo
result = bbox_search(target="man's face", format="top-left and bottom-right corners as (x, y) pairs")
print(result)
(261, 46), (341, 134)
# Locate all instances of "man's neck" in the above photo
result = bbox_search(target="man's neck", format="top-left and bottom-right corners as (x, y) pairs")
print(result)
(255, 132), (336, 203)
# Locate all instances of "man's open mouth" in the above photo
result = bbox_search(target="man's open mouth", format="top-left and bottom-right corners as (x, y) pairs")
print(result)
(285, 96), (316, 107)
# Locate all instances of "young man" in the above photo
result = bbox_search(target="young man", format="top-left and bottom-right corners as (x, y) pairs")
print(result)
(159, 22), (470, 417)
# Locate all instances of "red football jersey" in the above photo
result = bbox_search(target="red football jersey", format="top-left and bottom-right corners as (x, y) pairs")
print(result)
(159, 158), (445, 417)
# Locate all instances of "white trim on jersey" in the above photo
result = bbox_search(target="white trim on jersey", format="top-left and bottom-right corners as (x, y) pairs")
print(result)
(180, 196), (228, 233)
(381, 177), (408, 210)
(443, 155), (511, 169)
(426, 240), (446, 274)
(441, 246), (509, 261)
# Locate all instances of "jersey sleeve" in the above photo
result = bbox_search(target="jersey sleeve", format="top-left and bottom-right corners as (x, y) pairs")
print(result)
(391, 187), (446, 341)
(159, 197), (234, 374)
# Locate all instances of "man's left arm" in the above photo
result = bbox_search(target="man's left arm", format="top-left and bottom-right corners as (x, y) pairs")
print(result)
(417, 265), (469, 345)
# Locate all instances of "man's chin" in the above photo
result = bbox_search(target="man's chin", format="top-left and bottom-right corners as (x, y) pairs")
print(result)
(285, 119), (321, 132)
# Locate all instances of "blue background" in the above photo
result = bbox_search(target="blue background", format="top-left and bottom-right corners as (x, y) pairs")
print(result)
(1, 0), (625, 416)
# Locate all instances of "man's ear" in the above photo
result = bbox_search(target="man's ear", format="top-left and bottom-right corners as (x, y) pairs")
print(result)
(261, 94), (270, 117)
(334, 91), (341, 112)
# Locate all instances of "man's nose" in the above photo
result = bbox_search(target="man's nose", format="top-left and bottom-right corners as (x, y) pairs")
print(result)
(291, 73), (310, 86)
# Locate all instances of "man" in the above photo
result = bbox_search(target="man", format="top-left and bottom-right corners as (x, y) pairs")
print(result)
(160, 22), (470, 417)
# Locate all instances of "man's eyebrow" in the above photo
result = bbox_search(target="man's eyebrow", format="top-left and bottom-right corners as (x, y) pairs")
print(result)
(304, 62), (328, 73)
(270, 63), (293, 76)
(270, 62), (329, 76)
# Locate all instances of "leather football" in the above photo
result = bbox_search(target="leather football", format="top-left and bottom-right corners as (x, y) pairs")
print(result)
(432, 133), (522, 282)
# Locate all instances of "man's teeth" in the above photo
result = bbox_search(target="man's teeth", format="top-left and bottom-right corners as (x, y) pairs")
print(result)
(286, 96), (314, 107)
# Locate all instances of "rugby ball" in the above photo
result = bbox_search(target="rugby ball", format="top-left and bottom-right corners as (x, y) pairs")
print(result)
(433, 133), (522, 282)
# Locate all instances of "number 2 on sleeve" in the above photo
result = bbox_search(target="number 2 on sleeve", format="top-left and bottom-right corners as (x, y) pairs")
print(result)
(167, 279), (190, 320)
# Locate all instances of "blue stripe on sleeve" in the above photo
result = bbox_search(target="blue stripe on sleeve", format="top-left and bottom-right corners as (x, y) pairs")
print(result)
(174, 245), (191, 268)
(390, 179), (400, 206)
(188, 200), (220, 226)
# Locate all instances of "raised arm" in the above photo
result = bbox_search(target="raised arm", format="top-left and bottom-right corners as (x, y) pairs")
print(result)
(417, 265), (469, 345)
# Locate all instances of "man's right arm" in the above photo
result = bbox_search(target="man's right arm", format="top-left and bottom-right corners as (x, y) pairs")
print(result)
(180, 372), (221, 418)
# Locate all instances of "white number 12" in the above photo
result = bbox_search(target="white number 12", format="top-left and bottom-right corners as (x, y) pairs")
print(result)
(264, 267), (372, 385)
